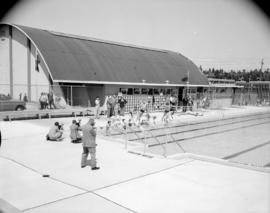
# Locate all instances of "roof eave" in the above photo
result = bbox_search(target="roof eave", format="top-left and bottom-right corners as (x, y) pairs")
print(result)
(53, 79), (209, 87)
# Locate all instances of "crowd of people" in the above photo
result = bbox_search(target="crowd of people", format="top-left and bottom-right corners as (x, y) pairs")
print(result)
(44, 92), (198, 171)
(94, 95), (128, 119)
(38, 91), (68, 110)
(19, 93), (28, 102)
(182, 94), (194, 112)
(104, 96), (182, 136)
(46, 117), (99, 170)
(39, 91), (55, 109)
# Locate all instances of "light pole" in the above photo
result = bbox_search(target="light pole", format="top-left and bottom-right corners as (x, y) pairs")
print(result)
(186, 70), (190, 96)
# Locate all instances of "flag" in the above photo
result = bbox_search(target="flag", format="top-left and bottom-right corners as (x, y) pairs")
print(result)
(181, 71), (189, 83)
(35, 51), (40, 72)
(181, 76), (188, 82)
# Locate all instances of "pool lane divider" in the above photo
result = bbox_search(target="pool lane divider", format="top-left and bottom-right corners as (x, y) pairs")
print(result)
(223, 140), (270, 160)
(149, 119), (270, 147)
(129, 116), (270, 143)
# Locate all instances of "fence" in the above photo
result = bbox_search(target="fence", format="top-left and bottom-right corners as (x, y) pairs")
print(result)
(1, 84), (269, 112)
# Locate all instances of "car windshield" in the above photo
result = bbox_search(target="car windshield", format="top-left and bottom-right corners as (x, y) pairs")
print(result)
(0, 94), (11, 100)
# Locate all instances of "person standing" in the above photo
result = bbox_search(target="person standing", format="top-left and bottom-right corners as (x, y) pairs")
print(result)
(94, 97), (101, 119)
(162, 102), (171, 123)
(169, 95), (177, 118)
(106, 95), (114, 118)
(81, 118), (100, 170)
(187, 95), (193, 111)
(111, 95), (117, 116)
(39, 93), (48, 109)
(114, 99), (119, 116)
(23, 93), (28, 102)
(182, 95), (188, 112)
(118, 96), (127, 116)
(39, 93), (44, 109)
(137, 101), (147, 121)
(48, 91), (55, 109)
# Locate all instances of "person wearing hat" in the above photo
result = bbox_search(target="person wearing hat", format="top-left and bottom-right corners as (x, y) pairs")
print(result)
(81, 118), (100, 170)
(46, 122), (64, 141)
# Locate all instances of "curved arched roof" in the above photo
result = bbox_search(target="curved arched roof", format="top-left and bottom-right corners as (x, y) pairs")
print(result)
(6, 24), (208, 86)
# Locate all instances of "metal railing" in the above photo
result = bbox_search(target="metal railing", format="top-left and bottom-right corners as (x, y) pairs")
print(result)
(1, 83), (269, 113)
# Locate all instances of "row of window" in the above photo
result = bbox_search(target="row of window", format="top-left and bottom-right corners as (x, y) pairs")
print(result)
(119, 88), (178, 95)
(209, 88), (232, 93)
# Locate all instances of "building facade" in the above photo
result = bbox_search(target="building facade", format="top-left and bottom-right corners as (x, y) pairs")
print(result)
(0, 23), (210, 110)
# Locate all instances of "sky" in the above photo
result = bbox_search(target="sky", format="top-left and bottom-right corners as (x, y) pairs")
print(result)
(2, 0), (270, 71)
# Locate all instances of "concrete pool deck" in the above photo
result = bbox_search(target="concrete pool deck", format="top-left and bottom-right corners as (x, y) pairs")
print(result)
(0, 106), (270, 212)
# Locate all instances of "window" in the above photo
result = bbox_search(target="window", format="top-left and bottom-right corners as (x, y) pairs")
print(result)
(127, 88), (133, 95)
(172, 89), (178, 96)
(153, 88), (160, 95)
(120, 88), (127, 94)
(141, 88), (148, 94)
(166, 89), (172, 95)
(134, 88), (140, 94)
(148, 88), (153, 95)
(160, 89), (165, 96)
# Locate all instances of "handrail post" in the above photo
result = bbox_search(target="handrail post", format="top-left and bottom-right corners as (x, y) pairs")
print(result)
(124, 127), (128, 150)
(143, 128), (147, 155)
(164, 125), (169, 158)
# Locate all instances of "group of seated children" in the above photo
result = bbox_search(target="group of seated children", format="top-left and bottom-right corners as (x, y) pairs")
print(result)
(105, 101), (160, 136)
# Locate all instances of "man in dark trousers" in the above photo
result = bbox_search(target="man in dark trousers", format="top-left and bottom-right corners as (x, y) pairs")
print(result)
(48, 91), (55, 109)
(106, 95), (114, 118)
(182, 95), (188, 112)
(81, 118), (100, 170)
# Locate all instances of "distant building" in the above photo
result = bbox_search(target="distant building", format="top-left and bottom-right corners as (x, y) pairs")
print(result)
(207, 78), (243, 108)
(235, 81), (270, 105)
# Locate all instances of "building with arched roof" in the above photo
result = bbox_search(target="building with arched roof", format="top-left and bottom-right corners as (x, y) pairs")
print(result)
(0, 23), (209, 109)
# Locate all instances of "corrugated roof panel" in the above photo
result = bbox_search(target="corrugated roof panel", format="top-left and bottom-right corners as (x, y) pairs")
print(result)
(14, 24), (209, 85)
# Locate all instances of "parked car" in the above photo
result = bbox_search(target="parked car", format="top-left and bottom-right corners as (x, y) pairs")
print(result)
(0, 94), (26, 111)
